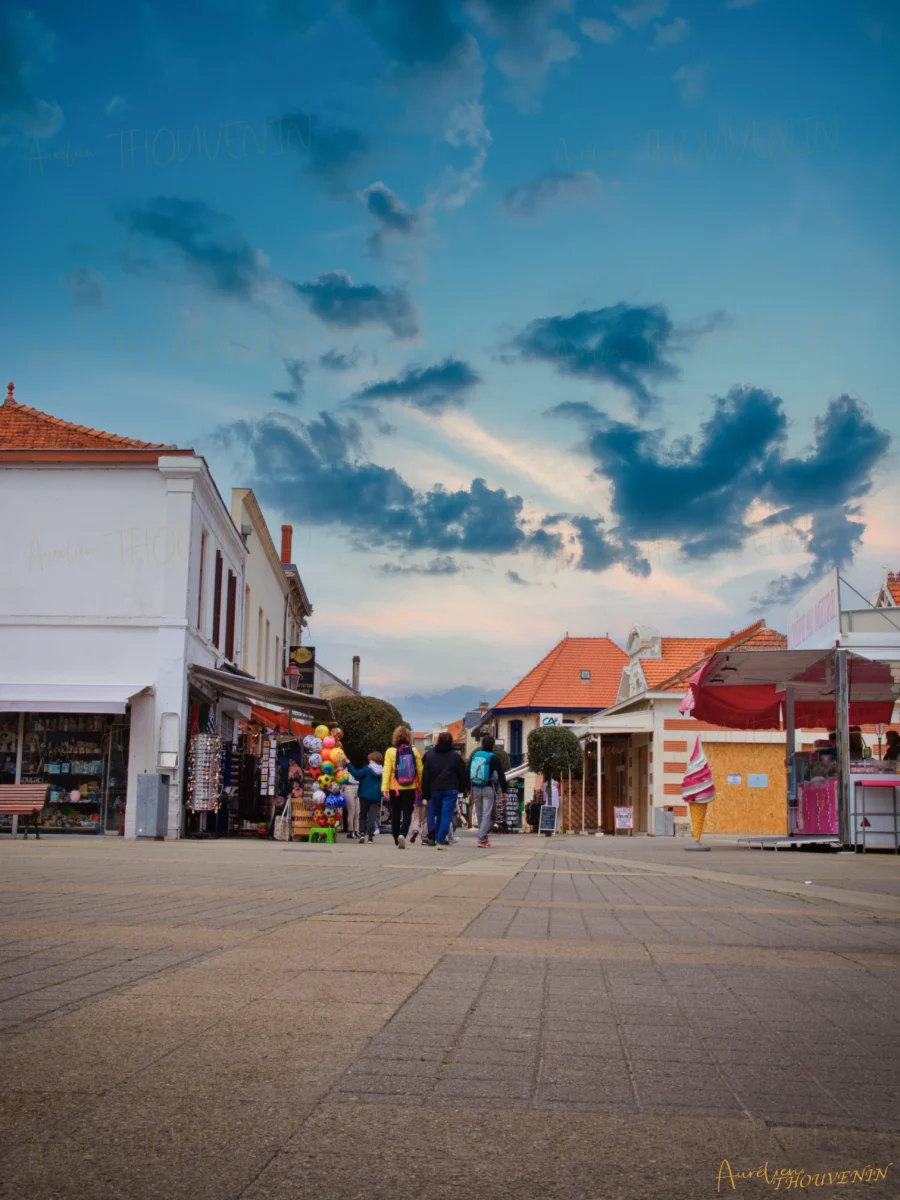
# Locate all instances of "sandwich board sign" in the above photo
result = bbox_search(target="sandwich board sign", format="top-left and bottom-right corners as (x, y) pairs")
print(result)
(539, 804), (558, 835)
(614, 806), (634, 835)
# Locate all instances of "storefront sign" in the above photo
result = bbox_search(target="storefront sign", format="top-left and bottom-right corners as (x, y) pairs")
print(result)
(288, 645), (315, 694)
(727, 773), (742, 785)
(748, 774), (768, 788)
(539, 713), (563, 726)
(614, 806), (634, 829)
(539, 804), (558, 833)
(787, 569), (840, 650)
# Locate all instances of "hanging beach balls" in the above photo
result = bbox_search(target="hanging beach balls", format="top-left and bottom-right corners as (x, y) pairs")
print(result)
(331, 727), (343, 742)
(315, 724), (330, 740)
(308, 753), (322, 768)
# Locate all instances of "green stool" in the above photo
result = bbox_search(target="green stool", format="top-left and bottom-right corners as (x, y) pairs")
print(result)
(308, 827), (336, 844)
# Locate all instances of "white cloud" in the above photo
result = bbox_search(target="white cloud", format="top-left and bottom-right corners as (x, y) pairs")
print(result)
(438, 99), (492, 209)
(580, 17), (621, 44)
(105, 95), (126, 115)
(653, 16), (689, 47)
(673, 63), (707, 101)
(613, 0), (669, 29)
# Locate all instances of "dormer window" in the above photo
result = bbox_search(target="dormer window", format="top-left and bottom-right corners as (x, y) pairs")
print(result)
(581, 670), (591, 681)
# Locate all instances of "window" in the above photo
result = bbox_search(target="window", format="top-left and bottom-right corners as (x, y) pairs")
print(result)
(224, 571), (237, 661)
(275, 636), (281, 685)
(265, 619), (271, 683)
(581, 670), (591, 681)
(212, 550), (223, 648)
(509, 719), (523, 768)
(242, 585), (251, 665)
(197, 530), (208, 630)
(256, 607), (264, 678)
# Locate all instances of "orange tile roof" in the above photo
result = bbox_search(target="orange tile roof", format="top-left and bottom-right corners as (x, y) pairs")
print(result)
(495, 636), (628, 712)
(446, 719), (465, 742)
(654, 621), (787, 692)
(888, 572), (900, 605)
(640, 639), (720, 689)
(0, 382), (172, 450)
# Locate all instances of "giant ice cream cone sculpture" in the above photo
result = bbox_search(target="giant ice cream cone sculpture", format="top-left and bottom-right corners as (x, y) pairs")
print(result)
(683, 737), (714, 845)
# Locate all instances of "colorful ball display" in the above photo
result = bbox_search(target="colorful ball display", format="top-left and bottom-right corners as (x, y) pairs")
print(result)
(322, 736), (336, 750)
(303, 734), (318, 750)
(315, 724), (330, 739)
(312, 789), (326, 804)
(321, 762), (335, 775)
(331, 727), (343, 741)
(308, 753), (322, 768)
(317, 774), (331, 788)
(336, 770), (350, 784)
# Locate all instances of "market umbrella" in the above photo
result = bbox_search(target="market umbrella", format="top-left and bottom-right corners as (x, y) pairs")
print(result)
(682, 737), (715, 849)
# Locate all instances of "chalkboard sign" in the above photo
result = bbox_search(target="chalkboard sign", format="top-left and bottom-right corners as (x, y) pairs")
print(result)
(614, 806), (634, 831)
(539, 804), (558, 834)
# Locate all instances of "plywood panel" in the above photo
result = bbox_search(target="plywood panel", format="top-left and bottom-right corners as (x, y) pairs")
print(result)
(704, 742), (787, 835)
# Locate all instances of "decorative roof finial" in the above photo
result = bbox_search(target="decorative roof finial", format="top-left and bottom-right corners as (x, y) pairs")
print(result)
(5, 381), (14, 405)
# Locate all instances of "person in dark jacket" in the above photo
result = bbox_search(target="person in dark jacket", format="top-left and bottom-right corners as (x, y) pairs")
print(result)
(347, 752), (384, 843)
(421, 731), (469, 849)
(468, 734), (508, 849)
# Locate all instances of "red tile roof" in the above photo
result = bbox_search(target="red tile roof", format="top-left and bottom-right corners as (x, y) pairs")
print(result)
(0, 382), (172, 450)
(495, 636), (628, 712)
(654, 621), (787, 692)
(447, 719), (465, 743)
(888, 572), (900, 605)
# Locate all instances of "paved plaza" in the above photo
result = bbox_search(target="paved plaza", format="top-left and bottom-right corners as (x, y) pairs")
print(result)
(1, 832), (898, 1200)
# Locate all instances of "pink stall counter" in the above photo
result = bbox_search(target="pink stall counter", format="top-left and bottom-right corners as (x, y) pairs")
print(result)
(791, 778), (838, 836)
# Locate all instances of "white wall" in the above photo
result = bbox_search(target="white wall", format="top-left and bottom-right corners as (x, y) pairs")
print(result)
(230, 490), (289, 684)
(0, 457), (246, 838)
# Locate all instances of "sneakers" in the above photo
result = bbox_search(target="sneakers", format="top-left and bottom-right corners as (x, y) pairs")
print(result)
(477, 839), (491, 848)
(397, 835), (406, 849)
(358, 835), (365, 844)
(435, 842), (448, 851)
(367, 835), (374, 843)
(409, 830), (418, 844)
(423, 837), (436, 846)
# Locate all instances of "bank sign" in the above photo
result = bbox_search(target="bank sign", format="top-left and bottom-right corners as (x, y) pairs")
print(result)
(787, 569), (841, 651)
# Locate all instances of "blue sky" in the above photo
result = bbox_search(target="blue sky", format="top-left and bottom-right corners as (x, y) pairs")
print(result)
(2, 0), (899, 718)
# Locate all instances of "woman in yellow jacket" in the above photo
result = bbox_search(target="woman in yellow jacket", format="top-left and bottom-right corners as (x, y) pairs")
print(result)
(382, 726), (423, 849)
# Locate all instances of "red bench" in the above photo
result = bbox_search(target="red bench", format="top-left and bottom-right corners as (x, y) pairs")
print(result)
(0, 784), (50, 839)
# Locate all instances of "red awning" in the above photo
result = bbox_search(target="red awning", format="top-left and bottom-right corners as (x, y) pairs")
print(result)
(250, 706), (314, 738)
(679, 649), (897, 730)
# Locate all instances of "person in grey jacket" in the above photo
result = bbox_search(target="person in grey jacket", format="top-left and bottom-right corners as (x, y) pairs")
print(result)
(469, 734), (508, 848)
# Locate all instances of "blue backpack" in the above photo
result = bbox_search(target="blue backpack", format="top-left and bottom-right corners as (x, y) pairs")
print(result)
(470, 749), (493, 786)
(395, 745), (418, 787)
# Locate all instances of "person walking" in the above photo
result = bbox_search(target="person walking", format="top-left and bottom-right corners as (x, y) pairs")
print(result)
(469, 734), (507, 849)
(382, 727), (423, 849)
(422, 731), (468, 850)
(346, 752), (383, 842)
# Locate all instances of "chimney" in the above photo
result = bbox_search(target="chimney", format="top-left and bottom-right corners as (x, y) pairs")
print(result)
(280, 525), (293, 565)
(479, 698), (489, 714)
(352, 655), (360, 691)
(4, 381), (16, 407)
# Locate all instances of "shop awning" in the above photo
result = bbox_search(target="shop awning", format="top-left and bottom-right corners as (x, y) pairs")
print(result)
(679, 649), (899, 729)
(250, 705), (315, 737)
(188, 665), (332, 722)
(0, 683), (151, 714)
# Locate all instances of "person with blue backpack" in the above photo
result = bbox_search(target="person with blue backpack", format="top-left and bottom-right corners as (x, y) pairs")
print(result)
(382, 727), (423, 849)
(469, 734), (508, 849)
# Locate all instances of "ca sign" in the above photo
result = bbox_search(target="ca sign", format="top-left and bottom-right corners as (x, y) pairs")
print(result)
(539, 713), (563, 727)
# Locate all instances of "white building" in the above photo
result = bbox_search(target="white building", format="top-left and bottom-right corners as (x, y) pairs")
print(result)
(0, 383), (327, 838)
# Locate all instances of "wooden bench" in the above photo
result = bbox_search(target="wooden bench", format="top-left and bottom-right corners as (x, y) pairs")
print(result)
(0, 784), (50, 839)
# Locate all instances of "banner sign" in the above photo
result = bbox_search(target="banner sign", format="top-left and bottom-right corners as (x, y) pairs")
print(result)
(288, 645), (315, 694)
(787, 569), (840, 650)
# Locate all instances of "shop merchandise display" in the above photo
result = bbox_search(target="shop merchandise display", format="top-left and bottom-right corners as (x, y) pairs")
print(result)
(302, 724), (350, 829)
(20, 714), (109, 832)
(187, 733), (223, 812)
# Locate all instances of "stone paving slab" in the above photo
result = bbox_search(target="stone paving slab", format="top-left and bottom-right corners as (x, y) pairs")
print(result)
(1, 832), (898, 1199)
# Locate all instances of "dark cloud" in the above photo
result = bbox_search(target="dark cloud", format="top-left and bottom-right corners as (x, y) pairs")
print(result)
(468, 0), (578, 103)
(277, 110), (368, 198)
(343, 0), (469, 71)
(319, 347), (362, 371)
(500, 169), (598, 219)
(570, 515), (651, 577)
(554, 388), (890, 594)
(294, 270), (418, 339)
(0, 8), (63, 139)
(506, 569), (530, 585)
(377, 555), (462, 576)
(353, 357), (479, 413)
(361, 181), (423, 256)
(510, 302), (697, 417)
(64, 268), (105, 308)
(272, 357), (308, 405)
(116, 197), (262, 298)
(215, 411), (555, 558)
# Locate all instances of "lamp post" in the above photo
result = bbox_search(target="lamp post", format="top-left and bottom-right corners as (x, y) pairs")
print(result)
(284, 663), (300, 691)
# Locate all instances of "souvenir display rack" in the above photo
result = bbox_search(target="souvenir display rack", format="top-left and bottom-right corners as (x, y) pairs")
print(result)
(0, 715), (18, 829)
(186, 733), (223, 812)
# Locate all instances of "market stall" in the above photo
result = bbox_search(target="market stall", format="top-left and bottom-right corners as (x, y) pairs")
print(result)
(680, 647), (900, 850)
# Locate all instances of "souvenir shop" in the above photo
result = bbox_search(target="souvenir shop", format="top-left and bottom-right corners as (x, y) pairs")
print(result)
(0, 707), (130, 835)
(181, 665), (333, 838)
